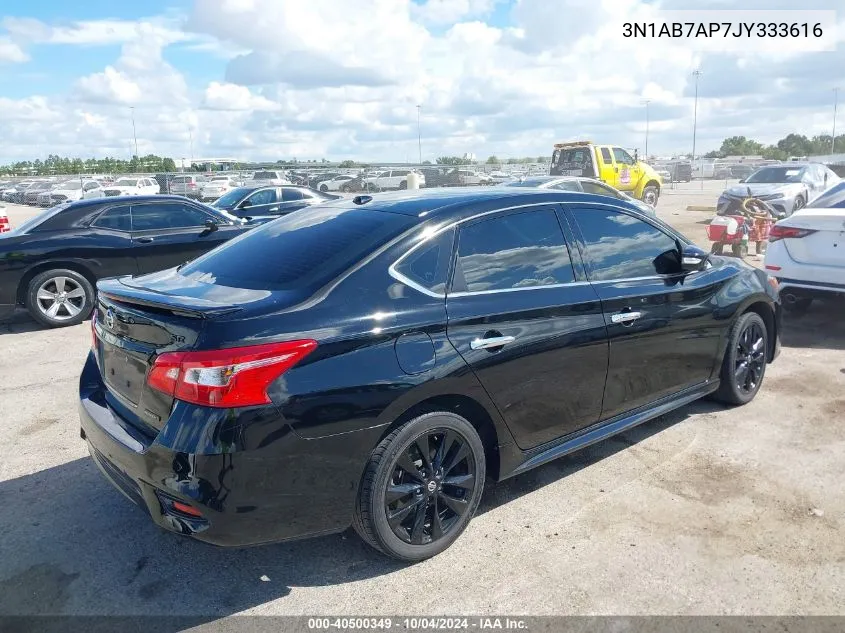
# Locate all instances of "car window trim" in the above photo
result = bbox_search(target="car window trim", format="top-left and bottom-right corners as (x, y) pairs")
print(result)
(389, 201), (599, 298)
(89, 203), (133, 232)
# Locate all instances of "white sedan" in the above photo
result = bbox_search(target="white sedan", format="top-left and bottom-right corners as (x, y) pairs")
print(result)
(764, 181), (845, 314)
(318, 175), (355, 192)
(102, 177), (160, 197)
(200, 177), (236, 201)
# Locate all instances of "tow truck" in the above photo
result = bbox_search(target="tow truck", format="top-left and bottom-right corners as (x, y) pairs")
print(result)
(550, 141), (663, 207)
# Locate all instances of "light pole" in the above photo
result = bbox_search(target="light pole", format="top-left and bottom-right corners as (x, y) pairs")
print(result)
(644, 99), (651, 159)
(416, 105), (422, 165)
(691, 70), (702, 179)
(130, 107), (139, 160)
(189, 127), (194, 168)
(832, 87), (839, 154)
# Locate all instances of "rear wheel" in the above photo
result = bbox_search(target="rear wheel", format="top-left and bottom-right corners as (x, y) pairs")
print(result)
(710, 242), (724, 255)
(319, 184), (329, 192)
(731, 243), (748, 258)
(26, 269), (94, 328)
(713, 312), (768, 406)
(399, 180), (407, 190)
(353, 412), (485, 561)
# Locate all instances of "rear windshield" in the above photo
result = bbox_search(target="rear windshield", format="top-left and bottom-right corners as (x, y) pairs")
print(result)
(9, 203), (71, 234)
(252, 172), (278, 179)
(178, 205), (415, 290)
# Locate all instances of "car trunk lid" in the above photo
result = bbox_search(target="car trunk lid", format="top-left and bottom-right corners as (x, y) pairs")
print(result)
(781, 208), (845, 267)
(94, 274), (250, 435)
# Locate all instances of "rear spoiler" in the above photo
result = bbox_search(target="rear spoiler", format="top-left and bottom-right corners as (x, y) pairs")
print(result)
(98, 277), (242, 318)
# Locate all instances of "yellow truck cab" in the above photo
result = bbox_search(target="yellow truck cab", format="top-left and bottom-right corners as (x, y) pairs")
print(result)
(550, 141), (663, 207)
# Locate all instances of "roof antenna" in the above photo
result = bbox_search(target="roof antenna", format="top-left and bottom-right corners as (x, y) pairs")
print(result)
(353, 195), (372, 205)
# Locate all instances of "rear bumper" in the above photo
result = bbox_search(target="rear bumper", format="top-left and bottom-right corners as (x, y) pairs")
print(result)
(78, 351), (367, 547)
(776, 277), (845, 298)
(766, 241), (845, 293)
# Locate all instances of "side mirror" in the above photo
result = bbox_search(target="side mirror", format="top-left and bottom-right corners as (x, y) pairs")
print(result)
(680, 243), (709, 272)
(239, 198), (251, 208)
(204, 219), (218, 233)
(738, 178), (746, 183)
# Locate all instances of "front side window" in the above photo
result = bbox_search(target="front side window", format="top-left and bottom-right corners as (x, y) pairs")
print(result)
(452, 209), (575, 294)
(600, 148), (613, 163)
(93, 205), (131, 231)
(571, 208), (681, 281)
(244, 189), (277, 206)
(131, 203), (210, 230)
(612, 148), (635, 165)
(393, 227), (455, 295)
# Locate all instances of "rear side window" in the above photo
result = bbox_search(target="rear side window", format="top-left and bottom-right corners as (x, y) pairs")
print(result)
(452, 209), (575, 293)
(281, 188), (303, 201)
(93, 205), (131, 231)
(571, 208), (681, 281)
(393, 227), (455, 295)
(179, 206), (415, 290)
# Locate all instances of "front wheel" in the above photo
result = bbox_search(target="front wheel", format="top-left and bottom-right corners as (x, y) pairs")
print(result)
(713, 312), (768, 406)
(353, 412), (486, 561)
(731, 243), (748, 258)
(641, 185), (659, 207)
(792, 196), (806, 213)
(319, 184), (329, 192)
(26, 269), (95, 328)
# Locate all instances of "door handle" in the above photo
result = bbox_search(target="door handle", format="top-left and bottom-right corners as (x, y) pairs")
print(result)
(611, 311), (642, 324)
(470, 335), (516, 350)
(136, 236), (154, 243)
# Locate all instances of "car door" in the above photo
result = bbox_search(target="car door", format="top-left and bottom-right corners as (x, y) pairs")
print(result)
(86, 203), (139, 277)
(234, 188), (281, 217)
(445, 206), (609, 450)
(272, 187), (312, 215)
(130, 201), (237, 273)
(564, 203), (732, 420)
(611, 148), (641, 195)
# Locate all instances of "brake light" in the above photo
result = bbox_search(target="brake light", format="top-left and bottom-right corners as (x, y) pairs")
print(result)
(769, 225), (816, 242)
(147, 340), (317, 408)
(0, 214), (9, 233)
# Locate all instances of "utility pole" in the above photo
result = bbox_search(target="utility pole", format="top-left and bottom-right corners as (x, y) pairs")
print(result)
(691, 70), (702, 178)
(644, 99), (651, 158)
(189, 128), (194, 169)
(832, 87), (839, 154)
(130, 107), (139, 160)
(416, 105), (422, 165)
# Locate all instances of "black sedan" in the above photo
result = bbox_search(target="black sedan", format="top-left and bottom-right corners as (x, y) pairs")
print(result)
(0, 195), (250, 327)
(80, 187), (781, 561)
(210, 185), (339, 219)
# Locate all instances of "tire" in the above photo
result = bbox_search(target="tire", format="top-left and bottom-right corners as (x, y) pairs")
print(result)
(319, 184), (328, 192)
(26, 268), (95, 328)
(710, 242), (724, 255)
(641, 185), (659, 207)
(783, 296), (813, 315)
(353, 412), (486, 561)
(792, 196), (806, 213)
(731, 243), (748, 258)
(399, 180), (407, 190)
(713, 312), (768, 406)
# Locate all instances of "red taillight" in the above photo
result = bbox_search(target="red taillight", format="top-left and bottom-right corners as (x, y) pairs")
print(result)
(147, 340), (317, 408)
(765, 264), (782, 271)
(0, 214), (9, 233)
(769, 225), (816, 242)
(171, 501), (203, 517)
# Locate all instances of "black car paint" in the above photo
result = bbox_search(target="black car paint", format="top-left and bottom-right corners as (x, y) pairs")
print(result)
(0, 195), (249, 319)
(78, 188), (781, 547)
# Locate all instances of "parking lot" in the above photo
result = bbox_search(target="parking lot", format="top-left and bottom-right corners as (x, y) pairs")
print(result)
(1, 181), (844, 617)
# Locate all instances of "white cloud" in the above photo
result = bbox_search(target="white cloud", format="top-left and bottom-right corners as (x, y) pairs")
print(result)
(0, 37), (27, 63)
(201, 82), (279, 111)
(1, 0), (845, 165)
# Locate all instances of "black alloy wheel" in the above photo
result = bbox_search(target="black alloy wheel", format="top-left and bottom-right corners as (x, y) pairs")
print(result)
(353, 412), (485, 561)
(714, 312), (768, 405)
(384, 428), (476, 545)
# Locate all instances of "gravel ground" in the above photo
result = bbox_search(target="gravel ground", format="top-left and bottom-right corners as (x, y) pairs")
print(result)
(1, 183), (843, 617)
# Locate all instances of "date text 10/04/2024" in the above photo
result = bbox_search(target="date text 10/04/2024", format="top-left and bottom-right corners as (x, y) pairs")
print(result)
(622, 22), (823, 38)
(307, 618), (528, 630)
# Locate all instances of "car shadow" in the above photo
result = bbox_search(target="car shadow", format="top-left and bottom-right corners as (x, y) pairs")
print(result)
(781, 297), (845, 351)
(0, 308), (45, 335)
(0, 402), (711, 619)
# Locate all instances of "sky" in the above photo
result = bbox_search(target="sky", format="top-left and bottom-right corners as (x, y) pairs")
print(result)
(0, 0), (843, 164)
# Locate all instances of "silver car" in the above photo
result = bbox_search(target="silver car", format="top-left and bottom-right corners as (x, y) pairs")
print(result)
(502, 175), (656, 216)
(718, 163), (839, 216)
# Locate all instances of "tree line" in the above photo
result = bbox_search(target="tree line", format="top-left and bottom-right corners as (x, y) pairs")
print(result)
(0, 154), (177, 176)
(703, 133), (845, 160)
